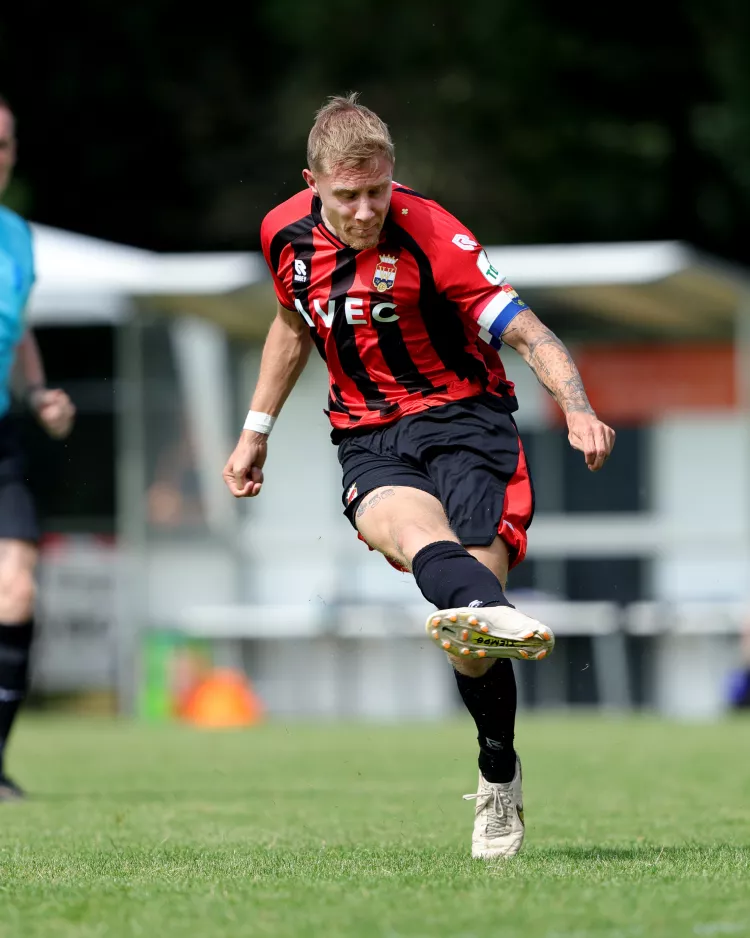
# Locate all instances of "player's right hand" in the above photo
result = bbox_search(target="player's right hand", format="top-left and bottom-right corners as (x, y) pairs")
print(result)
(222, 432), (268, 497)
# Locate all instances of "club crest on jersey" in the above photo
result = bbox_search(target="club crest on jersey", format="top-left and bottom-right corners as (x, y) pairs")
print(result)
(345, 482), (358, 505)
(373, 254), (398, 293)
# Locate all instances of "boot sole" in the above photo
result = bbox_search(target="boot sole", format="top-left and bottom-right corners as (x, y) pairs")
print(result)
(425, 607), (554, 661)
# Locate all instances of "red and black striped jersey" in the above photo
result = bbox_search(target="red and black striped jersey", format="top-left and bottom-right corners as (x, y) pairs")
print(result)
(260, 184), (529, 432)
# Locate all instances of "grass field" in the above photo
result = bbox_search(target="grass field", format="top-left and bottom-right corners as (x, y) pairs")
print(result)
(0, 714), (748, 938)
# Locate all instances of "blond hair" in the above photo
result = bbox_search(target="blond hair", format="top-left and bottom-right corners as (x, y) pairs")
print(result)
(307, 93), (394, 175)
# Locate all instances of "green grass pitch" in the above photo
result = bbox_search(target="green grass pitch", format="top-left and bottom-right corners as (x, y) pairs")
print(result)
(0, 713), (748, 937)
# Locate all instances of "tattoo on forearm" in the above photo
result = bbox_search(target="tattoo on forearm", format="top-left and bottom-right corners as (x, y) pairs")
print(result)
(504, 314), (594, 416)
(355, 487), (395, 519)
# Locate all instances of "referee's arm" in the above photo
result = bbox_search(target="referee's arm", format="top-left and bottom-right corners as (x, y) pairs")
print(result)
(11, 329), (46, 404)
(11, 330), (76, 439)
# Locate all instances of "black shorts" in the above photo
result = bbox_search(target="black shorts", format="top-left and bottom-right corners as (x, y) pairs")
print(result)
(0, 415), (39, 543)
(336, 393), (534, 570)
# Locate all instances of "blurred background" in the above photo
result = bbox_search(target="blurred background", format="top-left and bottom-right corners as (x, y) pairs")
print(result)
(2, 0), (750, 724)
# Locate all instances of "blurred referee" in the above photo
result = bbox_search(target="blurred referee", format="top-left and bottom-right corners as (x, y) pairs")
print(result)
(0, 95), (75, 800)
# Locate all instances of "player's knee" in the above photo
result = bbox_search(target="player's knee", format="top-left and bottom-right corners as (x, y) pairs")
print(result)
(392, 519), (458, 567)
(0, 566), (36, 622)
(357, 488), (455, 567)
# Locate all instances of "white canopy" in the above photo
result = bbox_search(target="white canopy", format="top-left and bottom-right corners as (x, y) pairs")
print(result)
(27, 223), (266, 327)
(485, 240), (748, 335)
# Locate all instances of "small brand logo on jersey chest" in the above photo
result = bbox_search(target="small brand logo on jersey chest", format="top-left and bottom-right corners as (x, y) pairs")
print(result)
(373, 254), (398, 293)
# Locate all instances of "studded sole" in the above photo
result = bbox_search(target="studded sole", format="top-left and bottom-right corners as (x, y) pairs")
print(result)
(425, 608), (555, 661)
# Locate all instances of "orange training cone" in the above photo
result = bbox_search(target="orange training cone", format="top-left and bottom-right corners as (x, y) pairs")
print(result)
(179, 668), (264, 727)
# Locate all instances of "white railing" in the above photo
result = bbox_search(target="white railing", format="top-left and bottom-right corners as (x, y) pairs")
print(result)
(154, 600), (747, 721)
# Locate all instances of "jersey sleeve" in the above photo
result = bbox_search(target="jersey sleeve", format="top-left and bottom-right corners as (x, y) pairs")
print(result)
(428, 216), (529, 348)
(260, 214), (295, 310)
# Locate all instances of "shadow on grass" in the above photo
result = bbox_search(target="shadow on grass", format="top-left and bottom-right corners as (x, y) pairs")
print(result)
(534, 844), (747, 863)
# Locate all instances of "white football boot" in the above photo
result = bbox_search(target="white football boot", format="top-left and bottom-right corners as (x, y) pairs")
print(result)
(425, 605), (554, 661)
(464, 756), (525, 859)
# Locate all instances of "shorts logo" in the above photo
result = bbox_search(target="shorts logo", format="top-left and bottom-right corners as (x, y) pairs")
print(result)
(345, 483), (358, 505)
(452, 233), (478, 251)
(373, 254), (398, 293)
(294, 259), (307, 282)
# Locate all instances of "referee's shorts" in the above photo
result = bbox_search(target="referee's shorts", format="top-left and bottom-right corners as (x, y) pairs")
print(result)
(0, 415), (39, 543)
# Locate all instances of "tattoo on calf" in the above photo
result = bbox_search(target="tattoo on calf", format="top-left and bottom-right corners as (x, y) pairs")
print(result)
(355, 487), (395, 520)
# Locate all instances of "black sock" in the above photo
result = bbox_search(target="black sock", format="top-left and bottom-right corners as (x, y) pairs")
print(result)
(454, 659), (517, 783)
(411, 541), (512, 609)
(0, 620), (33, 777)
(412, 542), (516, 782)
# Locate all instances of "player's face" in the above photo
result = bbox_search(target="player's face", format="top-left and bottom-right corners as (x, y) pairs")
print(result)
(0, 108), (16, 198)
(304, 156), (393, 251)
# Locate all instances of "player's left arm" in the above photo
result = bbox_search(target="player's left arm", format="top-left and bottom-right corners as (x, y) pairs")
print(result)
(13, 329), (76, 439)
(501, 309), (615, 472)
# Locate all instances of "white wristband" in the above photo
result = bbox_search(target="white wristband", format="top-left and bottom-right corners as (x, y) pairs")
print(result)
(243, 410), (276, 435)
